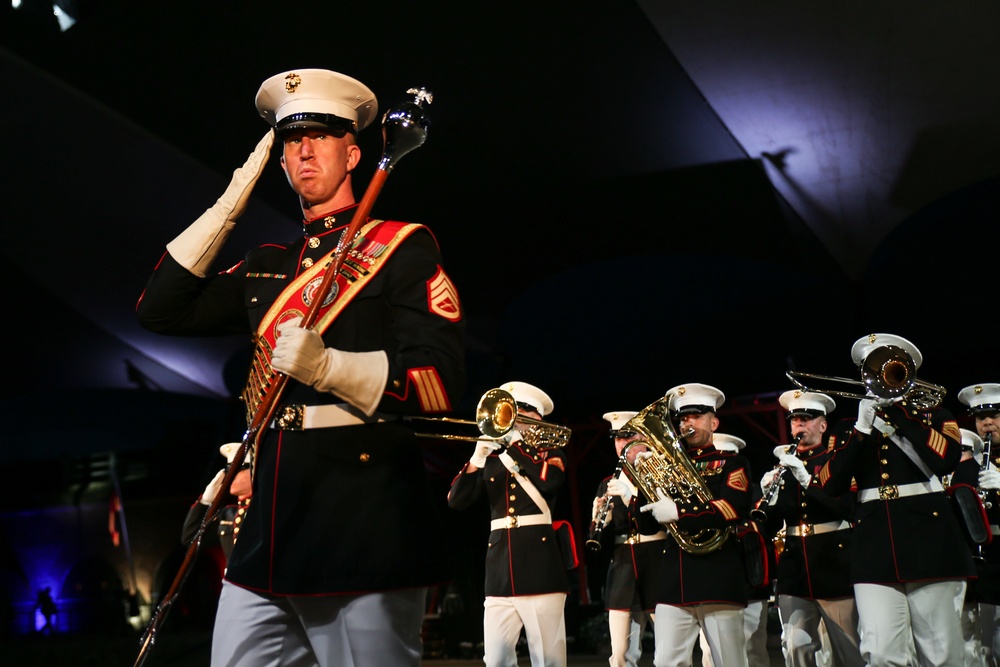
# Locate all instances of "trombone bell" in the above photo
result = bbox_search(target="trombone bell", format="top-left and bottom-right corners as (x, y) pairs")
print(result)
(412, 387), (572, 450)
(786, 345), (945, 409)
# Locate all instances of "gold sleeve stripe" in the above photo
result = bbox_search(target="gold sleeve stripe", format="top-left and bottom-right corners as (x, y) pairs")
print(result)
(818, 462), (831, 486)
(711, 499), (738, 521)
(927, 430), (948, 458)
(410, 367), (449, 413)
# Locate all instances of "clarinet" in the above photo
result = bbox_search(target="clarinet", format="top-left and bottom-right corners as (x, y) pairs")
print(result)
(975, 432), (994, 561)
(586, 460), (625, 552)
(750, 433), (805, 524)
(980, 432), (994, 509)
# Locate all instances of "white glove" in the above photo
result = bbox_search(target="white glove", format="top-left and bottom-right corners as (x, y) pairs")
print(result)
(773, 445), (794, 459)
(641, 491), (679, 524)
(501, 428), (524, 447)
(778, 454), (811, 487)
(856, 398), (878, 435)
(980, 468), (1000, 492)
(167, 130), (275, 276)
(271, 317), (388, 416)
(200, 469), (226, 505)
(591, 495), (605, 522)
(469, 440), (502, 468)
(606, 477), (633, 504)
(760, 468), (781, 495)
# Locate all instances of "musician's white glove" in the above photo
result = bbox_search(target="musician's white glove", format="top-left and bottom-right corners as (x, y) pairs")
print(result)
(591, 495), (605, 522)
(167, 130), (274, 277)
(979, 468), (1000, 492)
(200, 469), (226, 505)
(469, 441), (502, 469)
(271, 317), (388, 416)
(778, 454), (812, 487)
(855, 398), (878, 435)
(501, 428), (524, 447)
(760, 468), (781, 496)
(641, 491), (679, 525)
(607, 477), (633, 505)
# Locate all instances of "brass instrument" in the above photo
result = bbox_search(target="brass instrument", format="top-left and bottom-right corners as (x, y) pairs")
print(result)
(786, 345), (946, 409)
(619, 395), (731, 554)
(412, 387), (572, 451)
(586, 460), (625, 552)
(750, 433), (805, 524)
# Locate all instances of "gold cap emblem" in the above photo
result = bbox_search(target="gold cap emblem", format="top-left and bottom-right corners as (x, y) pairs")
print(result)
(868, 333), (878, 344)
(284, 73), (302, 93)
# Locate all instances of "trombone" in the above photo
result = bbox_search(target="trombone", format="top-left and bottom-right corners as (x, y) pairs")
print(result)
(411, 387), (572, 451)
(786, 345), (946, 409)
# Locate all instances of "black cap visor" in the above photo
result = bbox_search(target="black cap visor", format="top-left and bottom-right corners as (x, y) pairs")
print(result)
(277, 112), (356, 137)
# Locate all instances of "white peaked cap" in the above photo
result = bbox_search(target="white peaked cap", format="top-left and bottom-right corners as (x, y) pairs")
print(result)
(666, 383), (725, 415)
(256, 69), (378, 133)
(219, 442), (241, 465)
(779, 390), (836, 417)
(713, 433), (745, 452)
(960, 428), (985, 464)
(958, 383), (1000, 415)
(499, 381), (554, 417)
(603, 411), (639, 431)
(851, 333), (923, 370)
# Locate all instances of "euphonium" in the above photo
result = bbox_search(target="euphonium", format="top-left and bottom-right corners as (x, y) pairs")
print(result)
(619, 395), (731, 555)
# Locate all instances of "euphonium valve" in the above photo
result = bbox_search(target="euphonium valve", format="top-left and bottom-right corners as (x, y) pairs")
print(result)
(619, 396), (730, 555)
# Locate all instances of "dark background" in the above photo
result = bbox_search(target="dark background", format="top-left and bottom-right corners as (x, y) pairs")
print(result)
(0, 0), (997, 659)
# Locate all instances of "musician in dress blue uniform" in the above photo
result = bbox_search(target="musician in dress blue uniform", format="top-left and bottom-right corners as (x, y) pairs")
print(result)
(814, 334), (973, 666)
(589, 410), (666, 667)
(138, 68), (465, 667)
(447, 381), (569, 667)
(642, 383), (752, 667)
(957, 383), (1000, 666)
(759, 391), (862, 667)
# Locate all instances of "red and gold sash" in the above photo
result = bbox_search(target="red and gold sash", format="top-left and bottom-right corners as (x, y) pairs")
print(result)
(241, 220), (422, 424)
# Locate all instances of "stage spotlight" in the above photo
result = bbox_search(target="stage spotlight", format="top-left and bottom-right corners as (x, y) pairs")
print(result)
(52, 0), (77, 31)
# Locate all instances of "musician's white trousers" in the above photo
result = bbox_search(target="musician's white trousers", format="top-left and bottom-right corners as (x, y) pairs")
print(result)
(653, 602), (748, 667)
(483, 593), (567, 667)
(854, 580), (966, 667)
(980, 602), (1000, 667)
(608, 608), (646, 667)
(210, 581), (426, 667)
(777, 594), (863, 667)
(699, 601), (769, 667)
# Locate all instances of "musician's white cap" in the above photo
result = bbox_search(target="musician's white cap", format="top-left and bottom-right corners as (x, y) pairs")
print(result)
(850, 333), (922, 370)
(602, 411), (638, 432)
(667, 383), (725, 416)
(500, 381), (554, 417)
(256, 69), (378, 135)
(219, 442), (241, 464)
(958, 383), (1000, 416)
(713, 433), (745, 452)
(960, 428), (985, 464)
(779, 390), (836, 419)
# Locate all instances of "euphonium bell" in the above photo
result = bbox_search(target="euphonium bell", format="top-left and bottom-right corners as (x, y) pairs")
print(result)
(619, 395), (730, 555)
